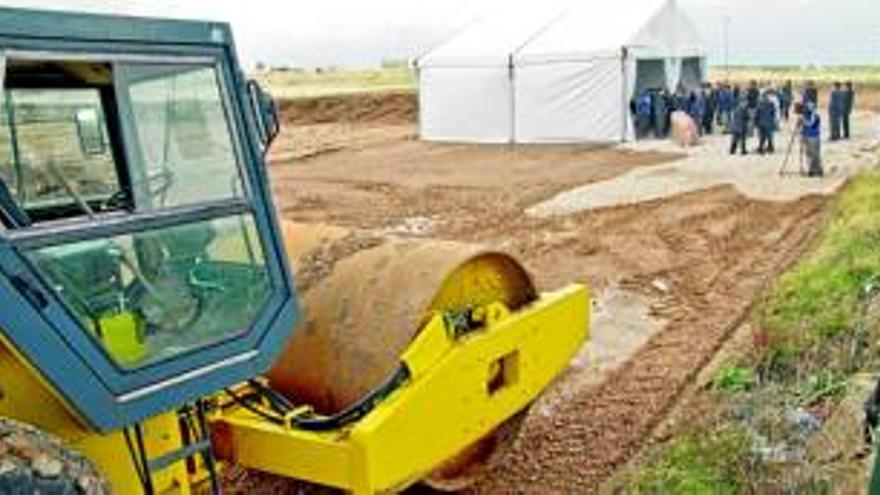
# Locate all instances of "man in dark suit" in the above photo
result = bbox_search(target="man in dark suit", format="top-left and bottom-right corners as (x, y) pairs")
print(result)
(802, 80), (819, 107)
(778, 80), (793, 121)
(701, 83), (716, 135)
(745, 80), (760, 138)
(634, 89), (653, 139)
(842, 81), (855, 140)
(756, 91), (778, 154)
(730, 100), (750, 155)
(829, 81), (845, 141)
(652, 88), (670, 138)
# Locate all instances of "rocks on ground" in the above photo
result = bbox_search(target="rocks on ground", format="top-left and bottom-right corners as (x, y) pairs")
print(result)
(0, 418), (108, 495)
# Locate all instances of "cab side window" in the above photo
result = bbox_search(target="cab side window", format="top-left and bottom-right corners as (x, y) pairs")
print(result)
(0, 89), (118, 210)
(118, 64), (245, 210)
(0, 60), (124, 225)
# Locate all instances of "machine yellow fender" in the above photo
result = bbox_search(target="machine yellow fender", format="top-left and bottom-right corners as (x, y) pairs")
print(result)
(210, 284), (589, 493)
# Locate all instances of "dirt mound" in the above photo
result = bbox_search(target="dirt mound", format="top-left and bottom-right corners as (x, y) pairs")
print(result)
(278, 91), (416, 126)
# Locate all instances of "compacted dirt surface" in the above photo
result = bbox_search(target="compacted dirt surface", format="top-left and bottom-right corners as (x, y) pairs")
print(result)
(260, 93), (856, 492)
(469, 189), (825, 493)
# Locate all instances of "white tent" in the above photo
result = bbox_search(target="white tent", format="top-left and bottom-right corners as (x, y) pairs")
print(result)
(417, 0), (706, 143)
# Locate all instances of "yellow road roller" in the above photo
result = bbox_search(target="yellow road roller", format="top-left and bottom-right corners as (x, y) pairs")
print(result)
(0, 7), (589, 494)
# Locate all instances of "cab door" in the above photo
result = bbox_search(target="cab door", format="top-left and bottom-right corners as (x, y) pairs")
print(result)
(0, 48), (297, 431)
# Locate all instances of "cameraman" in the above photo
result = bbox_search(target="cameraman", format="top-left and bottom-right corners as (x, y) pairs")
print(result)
(800, 102), (823, 177)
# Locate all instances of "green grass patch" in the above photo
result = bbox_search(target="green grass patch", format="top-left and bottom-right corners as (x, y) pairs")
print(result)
(624, 427), (755, 494)
(758, 170), (880, 363)
(795, 369), (848, 407)
(712, 365), (756, 393)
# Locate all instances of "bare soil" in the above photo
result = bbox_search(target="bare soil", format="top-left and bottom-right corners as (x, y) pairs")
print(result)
(470, 189), (825, 493)
(264, 92), (836, 492)
(278, 91), (416, 126)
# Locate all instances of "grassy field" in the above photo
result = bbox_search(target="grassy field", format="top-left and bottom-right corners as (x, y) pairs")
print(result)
(712, 65), (880, 87)
(258, 66), (416, 99)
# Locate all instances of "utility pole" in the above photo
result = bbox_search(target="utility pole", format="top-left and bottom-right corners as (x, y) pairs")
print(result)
(723, 15), (731, 78)
(875, 23), (880, 66)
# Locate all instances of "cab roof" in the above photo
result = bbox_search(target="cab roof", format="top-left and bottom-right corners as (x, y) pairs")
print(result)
(0, 6), (232, 47)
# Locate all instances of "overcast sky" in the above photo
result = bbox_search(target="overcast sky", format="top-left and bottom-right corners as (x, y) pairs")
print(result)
(0, 0), (877, 68)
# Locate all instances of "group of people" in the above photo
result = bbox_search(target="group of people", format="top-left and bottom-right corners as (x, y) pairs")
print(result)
(631, 81), (789, 145)
(631, 85), (711, 140)
(726, 81), (786, 156)
(631, 79), (857, 178)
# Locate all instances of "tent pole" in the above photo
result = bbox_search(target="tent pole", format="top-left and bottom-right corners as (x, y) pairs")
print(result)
(509, 55), (516, 145)
(621, 47), (628, 143)
(414, 62), (423, 140)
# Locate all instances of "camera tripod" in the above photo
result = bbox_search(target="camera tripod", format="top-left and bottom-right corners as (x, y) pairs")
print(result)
(778, 120), (806, 177)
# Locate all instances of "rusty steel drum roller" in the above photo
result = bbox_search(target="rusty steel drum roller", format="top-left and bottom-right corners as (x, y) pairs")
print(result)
(267, 221), (538, 489)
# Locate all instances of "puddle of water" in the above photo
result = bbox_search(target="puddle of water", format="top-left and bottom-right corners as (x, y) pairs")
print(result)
(578, 286), (665, 372)
(534, 286), (665, 418)
(386, 216), (435, 236)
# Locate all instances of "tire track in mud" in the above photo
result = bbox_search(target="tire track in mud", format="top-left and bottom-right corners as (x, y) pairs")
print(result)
(471, 195), (828, 494)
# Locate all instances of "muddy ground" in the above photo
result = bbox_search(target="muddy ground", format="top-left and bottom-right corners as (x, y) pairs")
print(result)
(261, 91), (878, 492)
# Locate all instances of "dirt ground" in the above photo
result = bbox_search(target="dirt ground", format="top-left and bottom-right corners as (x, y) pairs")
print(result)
(532, 112), (879, 216)
(264, 92), (877, 492)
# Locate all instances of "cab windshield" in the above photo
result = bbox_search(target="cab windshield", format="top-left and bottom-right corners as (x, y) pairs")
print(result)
(0, 55), (272, 369)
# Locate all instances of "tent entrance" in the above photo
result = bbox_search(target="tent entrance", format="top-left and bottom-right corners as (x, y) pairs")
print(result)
(680, 57), (704, 91)
(634, 59), (666, 94)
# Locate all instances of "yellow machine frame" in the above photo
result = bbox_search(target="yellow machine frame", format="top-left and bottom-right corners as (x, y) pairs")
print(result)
(0, 284), (587, 494)
(211, 284), (589, 494)
(0, 334), (192, 494)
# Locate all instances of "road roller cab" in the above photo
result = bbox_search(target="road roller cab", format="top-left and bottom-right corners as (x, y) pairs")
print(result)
(0, 7), (297, 431)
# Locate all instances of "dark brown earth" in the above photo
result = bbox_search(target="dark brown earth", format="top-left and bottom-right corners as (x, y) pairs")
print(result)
(278, 91), (416, 126)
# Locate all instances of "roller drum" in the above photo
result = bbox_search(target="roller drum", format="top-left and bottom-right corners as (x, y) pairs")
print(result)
(269, 221), (536, 414)
(266, 221), (537, 489)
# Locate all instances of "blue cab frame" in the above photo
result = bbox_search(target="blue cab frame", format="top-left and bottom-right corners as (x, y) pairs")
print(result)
(0, 7), (299, 432)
